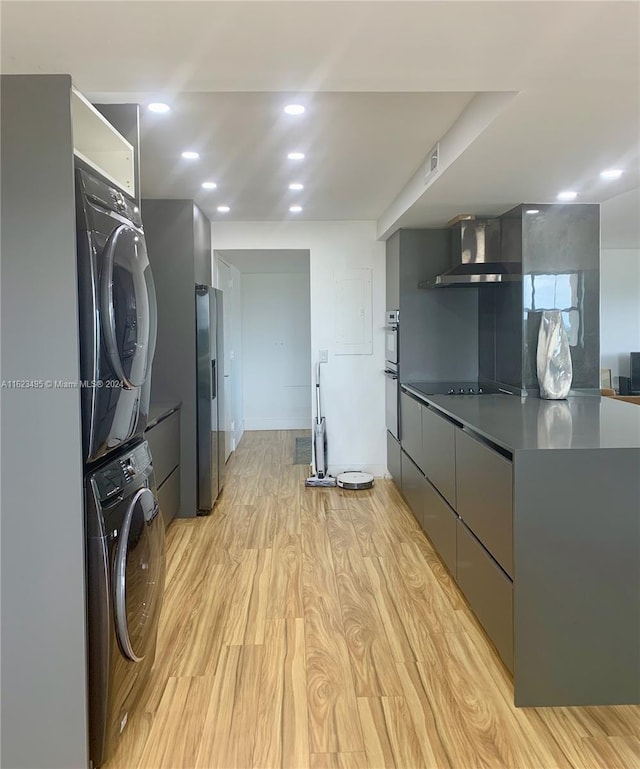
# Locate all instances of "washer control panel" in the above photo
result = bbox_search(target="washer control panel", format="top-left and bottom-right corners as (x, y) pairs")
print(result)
(92, 442), (152, 503)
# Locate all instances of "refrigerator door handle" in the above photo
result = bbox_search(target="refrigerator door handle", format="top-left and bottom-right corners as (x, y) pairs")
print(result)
(211, 359), (217, 399)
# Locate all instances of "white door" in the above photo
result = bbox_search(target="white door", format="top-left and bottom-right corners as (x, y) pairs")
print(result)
(217, 259), (234, 460)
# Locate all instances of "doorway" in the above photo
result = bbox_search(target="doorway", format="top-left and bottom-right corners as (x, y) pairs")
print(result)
(215, 249), (311, 454)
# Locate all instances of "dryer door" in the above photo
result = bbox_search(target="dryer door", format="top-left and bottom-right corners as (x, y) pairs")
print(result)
(101, 225), (153, 389)
(113, 487), (165, 662)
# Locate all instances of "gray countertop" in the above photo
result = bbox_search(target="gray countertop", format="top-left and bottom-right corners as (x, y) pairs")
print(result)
(146, 401), (181, 430)
(402, 384), (640, 452)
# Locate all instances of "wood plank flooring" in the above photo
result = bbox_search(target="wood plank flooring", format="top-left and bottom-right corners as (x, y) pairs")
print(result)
(106, 430), (640, 769)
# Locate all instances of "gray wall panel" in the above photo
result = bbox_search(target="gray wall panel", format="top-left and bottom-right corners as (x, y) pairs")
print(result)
(1, 75), (88, 769)
(398, 229), (478, 383)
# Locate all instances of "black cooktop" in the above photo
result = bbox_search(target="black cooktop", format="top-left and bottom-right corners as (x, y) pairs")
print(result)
(406, 381), (503, 396)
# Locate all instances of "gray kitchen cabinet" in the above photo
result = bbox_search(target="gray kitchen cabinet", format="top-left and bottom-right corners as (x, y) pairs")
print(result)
(456, 519), (514, 672)
(400, 391), (423, 469)
(143, 199), (212, 518)
(387, 431), (402, 488)
(399, 389), (640, 706)
(456, 428), (513, 577)
(400, 450), (425, 528)
(401, 444), (457, 577)
(420, 473), (457, 578)
(145, 408), (181, 527)
(386, 229), (400, 310)
(422, 405), (457, 508)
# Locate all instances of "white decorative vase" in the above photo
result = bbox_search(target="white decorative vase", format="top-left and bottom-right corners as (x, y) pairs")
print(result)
(536, 310), (573, 399)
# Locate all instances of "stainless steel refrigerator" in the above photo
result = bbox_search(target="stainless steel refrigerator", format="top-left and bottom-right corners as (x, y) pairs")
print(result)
(195, 284), (225, 512)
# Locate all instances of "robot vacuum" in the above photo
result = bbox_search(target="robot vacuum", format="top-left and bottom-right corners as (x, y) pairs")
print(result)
(336, 471), (375, 490)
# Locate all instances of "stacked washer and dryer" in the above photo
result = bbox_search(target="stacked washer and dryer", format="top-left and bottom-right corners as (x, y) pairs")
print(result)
(75, 165), (166, 767)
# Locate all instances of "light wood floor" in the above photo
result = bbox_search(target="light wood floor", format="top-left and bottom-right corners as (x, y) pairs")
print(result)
(106, 430), (640, 769)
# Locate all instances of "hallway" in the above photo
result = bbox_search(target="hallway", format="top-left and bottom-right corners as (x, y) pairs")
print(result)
(106, 430), (640, 769)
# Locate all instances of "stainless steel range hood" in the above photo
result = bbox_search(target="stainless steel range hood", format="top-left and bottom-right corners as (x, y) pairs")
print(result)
(419, 218), (521, 288)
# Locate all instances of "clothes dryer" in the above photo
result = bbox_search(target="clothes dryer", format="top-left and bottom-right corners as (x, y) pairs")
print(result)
(75, 166), (157, 464)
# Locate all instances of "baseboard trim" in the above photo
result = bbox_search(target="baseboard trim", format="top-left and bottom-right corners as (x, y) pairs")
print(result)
(327, 464), (389, 478)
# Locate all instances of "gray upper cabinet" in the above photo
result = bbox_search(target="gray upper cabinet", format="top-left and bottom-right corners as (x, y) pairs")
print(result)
(422, 406), (456, 508)
(385, 230), (400, 309)
(455, 429), (513, 577)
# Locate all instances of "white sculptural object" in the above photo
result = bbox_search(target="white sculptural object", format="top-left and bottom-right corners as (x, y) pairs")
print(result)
(536, 310), (573, 399)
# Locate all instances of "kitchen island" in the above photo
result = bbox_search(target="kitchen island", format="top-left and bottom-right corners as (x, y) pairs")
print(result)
(399, 385), (640, 707)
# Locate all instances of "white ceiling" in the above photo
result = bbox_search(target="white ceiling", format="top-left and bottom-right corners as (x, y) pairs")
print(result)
(2, 1), (639, 247)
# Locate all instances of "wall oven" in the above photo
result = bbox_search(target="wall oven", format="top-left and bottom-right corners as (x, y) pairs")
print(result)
(384, 310), (400, 439)
(385, 310), (399, 366)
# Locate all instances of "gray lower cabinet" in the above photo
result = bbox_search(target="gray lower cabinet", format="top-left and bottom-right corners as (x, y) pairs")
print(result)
(146, 409), (181, 527)
(157, 466), (180, 528)
(456, 428), (513, 577)
(422, 405), (456, 507)
(400, 450), (424, 528)
(401, 449), (457, 577)
(400, 391), (423, 469)
(387, 431), (402, 488)
(421, 473), (457, 578)
(456, 519), (514, 672)
(400, 391), (515, 673)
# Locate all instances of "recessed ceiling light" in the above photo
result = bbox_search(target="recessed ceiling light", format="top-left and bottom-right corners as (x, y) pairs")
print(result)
(284, 104), (305, 115)
(217, 205), (230, 213)
(201, 181), (217, 190)
(525, 209), (540, 214)
(287, 152), (305, 160)
(288, 182), (304, 191)
(181, 151), (199, 160)
(289, 205), (303, 213)
(557, 190), (578, 201)
(600, 168), (623, 180)
(148, 102), (170, 114)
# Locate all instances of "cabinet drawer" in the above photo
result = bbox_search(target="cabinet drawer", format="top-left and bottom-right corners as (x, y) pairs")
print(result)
(387, 431), (402, 488)
(455, 429), (513, 577)
(400, 450), (424, 528)
(421, 474), (457, 578)
(146, 410), (180, 486)
(457, 520), (513, 672)
(422, 406), (456, 507)
(157, 465), (180, 528)
(400, 392), (423, 469)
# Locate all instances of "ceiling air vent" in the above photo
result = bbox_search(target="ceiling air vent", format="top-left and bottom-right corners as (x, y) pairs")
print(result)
(424, 142), (439, 184)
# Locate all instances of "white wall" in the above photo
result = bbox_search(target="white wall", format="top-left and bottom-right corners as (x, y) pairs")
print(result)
(242, 272), (311, 430)
(212, 221), (387, 476)
(601, 248), (640, 385)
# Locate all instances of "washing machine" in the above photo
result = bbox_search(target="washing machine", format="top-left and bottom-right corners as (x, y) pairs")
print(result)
(75, 165), (157, 465)
(85, 440), (165, 767)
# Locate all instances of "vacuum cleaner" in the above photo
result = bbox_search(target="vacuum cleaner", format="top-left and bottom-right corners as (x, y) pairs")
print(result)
(305, 361), (337, 487)
(305, 362), (374, 490)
